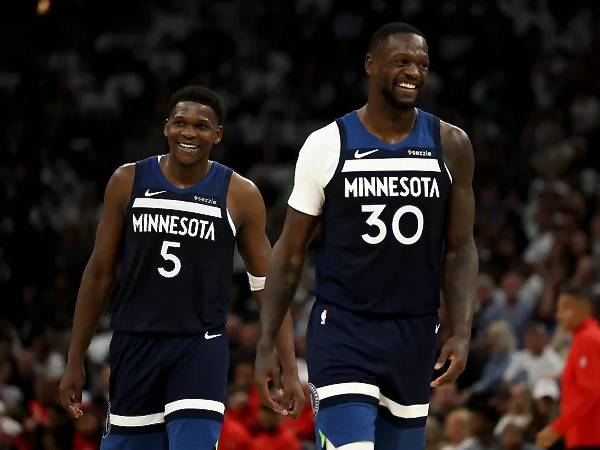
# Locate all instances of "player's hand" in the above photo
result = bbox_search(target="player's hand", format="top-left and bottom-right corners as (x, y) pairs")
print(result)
(58, 361), (86, 419)
(279, 368), (306, 419)
(536, 425), (560, 448)
(255, 342), (289, 415)
(430, 336), (469, 387)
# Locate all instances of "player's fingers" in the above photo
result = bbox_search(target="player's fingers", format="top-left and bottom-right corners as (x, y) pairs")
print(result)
(430, 359), (461, 387)
(288, 386), (306, 418)
(430, 370), (451, 387)
(278, 386), (297, 417)
(257, 376), (283, 413)
(284, 391), (298, 418)
(59, 384), (80, 405)
(68, 404), (84, 419)
(59, 388), (83, 419)
(434, 345), (452, 370)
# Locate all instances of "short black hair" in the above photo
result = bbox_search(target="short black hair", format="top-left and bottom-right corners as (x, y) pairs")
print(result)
(560, 284), (593, 303)
(167, 85), (225, 125)
(368, 22), (425, 52)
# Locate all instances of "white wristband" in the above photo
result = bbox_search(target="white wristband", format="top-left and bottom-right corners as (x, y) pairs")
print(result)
(248, 272), (266, 291)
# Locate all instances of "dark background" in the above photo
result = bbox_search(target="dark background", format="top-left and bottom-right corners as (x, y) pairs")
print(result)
(0, 1), (599, 449)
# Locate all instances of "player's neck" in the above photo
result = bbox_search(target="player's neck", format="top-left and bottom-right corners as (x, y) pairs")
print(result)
(359, 101), (417, 144)
(161, 154), (212, 189)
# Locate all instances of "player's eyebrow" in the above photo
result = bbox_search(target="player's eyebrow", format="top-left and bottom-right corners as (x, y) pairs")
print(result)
(387, 52), (429, 60)
(172, 113), (213, 123)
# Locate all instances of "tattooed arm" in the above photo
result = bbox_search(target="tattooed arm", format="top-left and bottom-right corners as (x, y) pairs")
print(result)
(254, 208), (319, 412)
(431, 121), (479, 387)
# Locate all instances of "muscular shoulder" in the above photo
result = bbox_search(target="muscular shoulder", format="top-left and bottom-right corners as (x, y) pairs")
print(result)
(105, 163), (135, 210)
(440, 121), (474, 184)
(229, 171), (261, 202)
(112, 162), (135, 186)
(228, 171), (265, 228)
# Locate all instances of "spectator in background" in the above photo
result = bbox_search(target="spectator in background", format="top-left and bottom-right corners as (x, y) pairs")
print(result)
(430, 384), (464, 423)
(463, 403), (501, 450)
(497, 417), (537, 450)
(427, 417), (445, 450)
(472, 275), (505, 343)
(494, 384), (533, 440)
(219, 411), (253, 450)
(442, 409), (474, 450)
(528, 378), (560, 439)
(249, 406), (300, 450)
(466, 321), (517, 398)
(503, 323), (563, 387)
(496, 273), (543, 344)
(537, 286), (600, 449)
(0, 355), (23, 411)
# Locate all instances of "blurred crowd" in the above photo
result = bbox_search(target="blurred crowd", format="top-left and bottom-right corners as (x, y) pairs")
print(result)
(1, 0), (600, 449)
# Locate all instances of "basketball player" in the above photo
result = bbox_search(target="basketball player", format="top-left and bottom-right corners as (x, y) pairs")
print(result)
(58, 85), (304, 449)
(255, 23), (478, 450)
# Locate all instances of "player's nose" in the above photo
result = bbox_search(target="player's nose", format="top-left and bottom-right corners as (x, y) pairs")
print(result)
(404, 62), (420, 78)
(181, 126), (197, 139)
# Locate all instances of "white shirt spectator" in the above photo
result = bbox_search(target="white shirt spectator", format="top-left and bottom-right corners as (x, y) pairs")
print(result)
(503, 346), (564, 386)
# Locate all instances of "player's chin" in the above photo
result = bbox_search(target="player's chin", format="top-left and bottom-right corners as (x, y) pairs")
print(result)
(394, 91), (419, 107)
(385, 90), (419, 110)
(391, 97), (417, 111)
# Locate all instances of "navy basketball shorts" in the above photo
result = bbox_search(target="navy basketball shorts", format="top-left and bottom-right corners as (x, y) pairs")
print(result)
(307, 302), (439, 450)
(100, 331), (228, 450)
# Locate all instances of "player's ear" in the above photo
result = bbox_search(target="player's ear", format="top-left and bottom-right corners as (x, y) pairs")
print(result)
(365, 53), (374, 76)
(163, 119), (169, 137)
(214, 125), (224, 144)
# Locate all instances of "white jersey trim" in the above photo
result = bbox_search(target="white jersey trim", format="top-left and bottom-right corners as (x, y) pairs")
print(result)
(288, 121), (340, 216)
(164, 399), (225, 416)
(332, 442), (375, 450)
(226, 209), (236, 235)
(132, 197), (222, 218)
(315, 382), (429, 419)
(342, 157), (441, 173)
(379, 393), (429, 418)
(444, 162), (453, 184)
(316, 382), (380, 401)
(109, 412), (164, 426)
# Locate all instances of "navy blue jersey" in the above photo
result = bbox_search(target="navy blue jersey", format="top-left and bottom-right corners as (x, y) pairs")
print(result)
(298, 109), (451, 316)
(112, 156), (235, 334)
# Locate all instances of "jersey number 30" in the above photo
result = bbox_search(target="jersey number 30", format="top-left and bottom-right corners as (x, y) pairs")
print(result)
(361, 204), (423, 245)
(158, 241), (181, 278)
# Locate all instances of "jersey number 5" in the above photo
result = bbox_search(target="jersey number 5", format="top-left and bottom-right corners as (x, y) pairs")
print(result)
(158, 241), (181, 278)
(361, 204), (423, 245)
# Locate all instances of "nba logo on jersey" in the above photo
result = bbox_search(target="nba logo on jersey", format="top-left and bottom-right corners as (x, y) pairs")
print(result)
(321, 309), (327, 325)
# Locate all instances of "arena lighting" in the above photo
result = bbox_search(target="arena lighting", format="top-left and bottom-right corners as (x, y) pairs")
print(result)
(36, 0), (50, 15)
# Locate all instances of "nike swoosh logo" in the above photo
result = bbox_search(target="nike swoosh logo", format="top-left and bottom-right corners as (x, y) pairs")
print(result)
(354, 149), (379, 159)
(145, 189), (167, 197)
(204, 332), (222, 340)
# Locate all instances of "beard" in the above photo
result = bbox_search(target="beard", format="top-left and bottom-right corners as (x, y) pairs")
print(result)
(381, 86), (417, 111)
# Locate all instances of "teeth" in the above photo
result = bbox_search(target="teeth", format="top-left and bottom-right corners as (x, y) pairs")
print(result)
(178, 142), (199, 151)
(397, 82), (416, 89)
